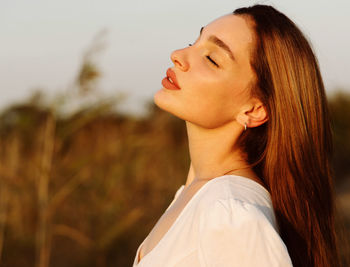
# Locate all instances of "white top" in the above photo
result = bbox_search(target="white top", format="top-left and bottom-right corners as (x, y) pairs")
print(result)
(132, 174), (293, 267)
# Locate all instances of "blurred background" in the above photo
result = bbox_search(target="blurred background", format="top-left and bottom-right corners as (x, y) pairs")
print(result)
(0, 0), (349, 266)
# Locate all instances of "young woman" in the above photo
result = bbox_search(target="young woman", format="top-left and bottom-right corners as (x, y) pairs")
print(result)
(133, 4), (340, 267)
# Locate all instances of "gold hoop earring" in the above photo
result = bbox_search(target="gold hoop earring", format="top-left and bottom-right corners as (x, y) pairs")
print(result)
(244, 123), (247, 131)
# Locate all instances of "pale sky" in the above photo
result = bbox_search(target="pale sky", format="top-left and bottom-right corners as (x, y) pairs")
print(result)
(1, 0), (349, 116)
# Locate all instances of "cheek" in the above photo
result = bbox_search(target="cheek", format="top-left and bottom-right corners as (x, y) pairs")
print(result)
(222, 66), (254, 106)
(181, 76), (243, 127)
(191, 72), (247, 110)
(184, 72), (226, 107)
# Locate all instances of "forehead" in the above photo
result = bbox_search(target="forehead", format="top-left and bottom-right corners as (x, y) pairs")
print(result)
(204, 14), (255, 60)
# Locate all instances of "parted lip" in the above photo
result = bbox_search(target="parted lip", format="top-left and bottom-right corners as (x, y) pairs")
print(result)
(166, 68), (181, 89)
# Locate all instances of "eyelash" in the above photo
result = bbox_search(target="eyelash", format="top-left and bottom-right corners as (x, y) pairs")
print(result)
(206, 55), (219, 67)
(188, 43), (219, 68)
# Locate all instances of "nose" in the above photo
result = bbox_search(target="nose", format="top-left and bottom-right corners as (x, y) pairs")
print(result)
(170, 48), (189, 71)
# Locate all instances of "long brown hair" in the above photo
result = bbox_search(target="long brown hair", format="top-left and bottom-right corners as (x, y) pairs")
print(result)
(234, 5), (341, 267)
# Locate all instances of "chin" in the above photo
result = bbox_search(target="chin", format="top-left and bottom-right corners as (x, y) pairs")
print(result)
(153, 89), (167, 110)
(153, 91), (188, 121)
(154, 90), (174, 111)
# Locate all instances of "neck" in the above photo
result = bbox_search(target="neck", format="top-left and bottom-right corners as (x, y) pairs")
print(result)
(185, 120), (253, 185)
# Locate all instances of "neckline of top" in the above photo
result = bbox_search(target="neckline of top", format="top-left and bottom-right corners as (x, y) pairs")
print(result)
(135, 174), (270, 266)
(181, 174), (270, 200)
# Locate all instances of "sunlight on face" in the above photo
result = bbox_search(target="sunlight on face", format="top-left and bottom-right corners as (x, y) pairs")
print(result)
(154, 14), (256, 129)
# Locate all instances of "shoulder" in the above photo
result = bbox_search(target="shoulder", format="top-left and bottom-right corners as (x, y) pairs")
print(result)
(199, 194), (276, 235)
(197, 175), (271, 205)
(195, 176), (293, 266)
(195, 175), (277, 230)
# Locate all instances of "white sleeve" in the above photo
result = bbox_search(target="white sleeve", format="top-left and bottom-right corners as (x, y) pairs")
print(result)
(197, 199), (293, 267)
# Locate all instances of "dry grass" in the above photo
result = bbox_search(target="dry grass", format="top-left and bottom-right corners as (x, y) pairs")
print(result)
(0, 99), (189, 267)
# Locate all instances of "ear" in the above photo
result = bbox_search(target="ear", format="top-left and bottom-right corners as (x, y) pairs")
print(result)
(236, 99), (268, 129)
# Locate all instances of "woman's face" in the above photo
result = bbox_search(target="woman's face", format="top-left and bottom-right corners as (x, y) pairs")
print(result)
(154, 14), (256, 129)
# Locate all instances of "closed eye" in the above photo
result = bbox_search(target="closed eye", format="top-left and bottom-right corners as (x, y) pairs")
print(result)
(206, 55), (219, 67)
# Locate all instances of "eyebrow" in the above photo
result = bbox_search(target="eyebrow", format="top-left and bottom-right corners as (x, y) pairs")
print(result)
(199, 26), (235, 62)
